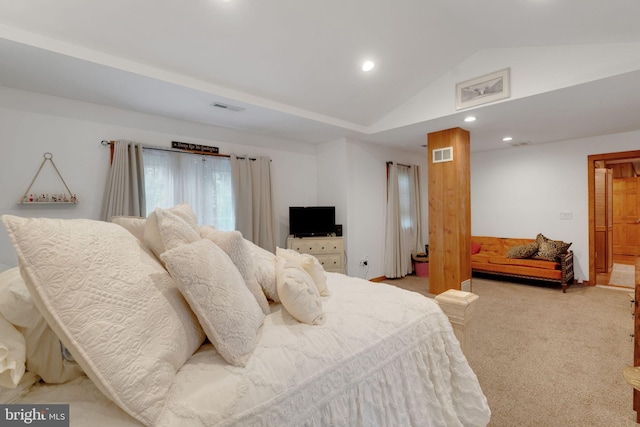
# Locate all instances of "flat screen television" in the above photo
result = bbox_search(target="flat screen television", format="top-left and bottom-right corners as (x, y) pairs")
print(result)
(289, 206), (335, 237)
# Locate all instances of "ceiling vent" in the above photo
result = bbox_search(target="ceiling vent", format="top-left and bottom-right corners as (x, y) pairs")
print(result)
(210, 102), (245, 112)
(509, 141), (531, 147)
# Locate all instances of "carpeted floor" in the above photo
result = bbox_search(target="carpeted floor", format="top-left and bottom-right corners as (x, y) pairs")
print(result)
(610, 263), (636, 289)
(384, 275), (639, 427)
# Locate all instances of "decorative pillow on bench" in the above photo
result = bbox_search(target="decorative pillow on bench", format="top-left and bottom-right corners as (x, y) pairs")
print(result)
(506, 242), (538, 259)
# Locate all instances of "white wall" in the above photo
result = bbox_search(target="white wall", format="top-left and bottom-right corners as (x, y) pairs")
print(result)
(0, 87), (318, 266)
(471, 129), (640, 282)
(315, 138), (429, 279)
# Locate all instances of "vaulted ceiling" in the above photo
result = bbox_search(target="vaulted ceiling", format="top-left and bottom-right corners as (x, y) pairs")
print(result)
(1, 0), (640, 152)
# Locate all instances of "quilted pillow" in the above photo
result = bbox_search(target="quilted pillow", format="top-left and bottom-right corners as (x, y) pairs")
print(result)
(506, 242), (538, 259)
(275, 256), (325, 325)
(199, 226), (270, 314)
(161, 239), (265, 367)
(276, 247), (329, 296)
(245, 239), (279, 303)
(1, 215), (205, 426)
(144, 205), (200, 259)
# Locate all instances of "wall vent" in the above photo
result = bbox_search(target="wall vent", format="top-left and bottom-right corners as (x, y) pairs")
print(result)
(432, 146), (453, 163)
(210, 102), (245, 112)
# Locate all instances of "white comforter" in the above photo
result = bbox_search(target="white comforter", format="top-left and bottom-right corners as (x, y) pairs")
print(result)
(14, 273), (490, 426)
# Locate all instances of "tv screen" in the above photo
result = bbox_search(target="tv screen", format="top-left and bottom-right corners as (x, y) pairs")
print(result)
(289, 206), (335, 237)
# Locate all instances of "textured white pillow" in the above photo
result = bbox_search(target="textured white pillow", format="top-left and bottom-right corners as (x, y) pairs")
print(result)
(200, 226), (270, 314)
(275, 256), (325, 325)
(245, 239), (279, 302)
(1, 215), (205, 426)
(0, 267), (84, 384)
(161, 239), (265, 367)
(0, 314), (26, 389)
(276, 247), (330, 296)
(144, 203), (199, 258)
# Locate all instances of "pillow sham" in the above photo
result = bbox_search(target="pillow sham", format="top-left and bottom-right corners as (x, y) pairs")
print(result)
(275, 256), (325, 325)
(161, 239), (265, 367)
(0, 267), (83, 384)
(200, 226), (270, 314)
(276, 247), (329, 296)
(1, 215), (205, 427)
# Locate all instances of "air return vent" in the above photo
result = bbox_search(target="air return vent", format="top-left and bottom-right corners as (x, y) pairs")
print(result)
(210, 102), (245, 112)
(432, 147), (453, 163)
(509, 141), (531, 147)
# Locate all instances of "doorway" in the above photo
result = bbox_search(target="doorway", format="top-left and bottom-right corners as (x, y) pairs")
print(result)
(588, 150), (640, 287)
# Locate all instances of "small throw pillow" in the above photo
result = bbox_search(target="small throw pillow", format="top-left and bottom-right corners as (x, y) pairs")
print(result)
(534, 233), (570, 261)
(275, 256), (325, 325)
(276, 247), (329, 296)
(200, 226), (270, 314)
(506, 242), (538, 259)
(161, 239), (265, 367)
(471, 242), (482, 254)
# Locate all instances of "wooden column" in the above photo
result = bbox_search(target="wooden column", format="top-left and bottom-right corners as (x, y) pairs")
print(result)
(427, 127), (471, 295)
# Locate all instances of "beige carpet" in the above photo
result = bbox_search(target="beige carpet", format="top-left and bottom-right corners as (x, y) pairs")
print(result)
(384, 275), (638, 427)
(610, 263), (636, 289)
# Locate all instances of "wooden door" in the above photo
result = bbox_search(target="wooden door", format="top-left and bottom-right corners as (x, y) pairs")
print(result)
(595, 169), (614, 272)
(613, 177), (640, 256)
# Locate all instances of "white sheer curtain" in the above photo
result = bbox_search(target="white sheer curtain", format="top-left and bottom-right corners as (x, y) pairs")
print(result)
(231, 155), (276, 252)
(143, 149), (234, 230)
(101, 140), (146, 221)
(384, 163), (422, 278)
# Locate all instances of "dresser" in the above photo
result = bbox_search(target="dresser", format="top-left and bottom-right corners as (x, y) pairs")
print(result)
(286, 236), (345, 274)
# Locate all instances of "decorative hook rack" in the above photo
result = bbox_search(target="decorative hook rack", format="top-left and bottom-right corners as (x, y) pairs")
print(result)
(19, 152), (78, 204)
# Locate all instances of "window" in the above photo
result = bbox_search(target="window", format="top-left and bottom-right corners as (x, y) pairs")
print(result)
(142, 148), (234, 230)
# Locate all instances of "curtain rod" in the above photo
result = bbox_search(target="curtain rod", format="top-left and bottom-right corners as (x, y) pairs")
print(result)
(386, 161), (412, 168)
(100, 140), (261, 161)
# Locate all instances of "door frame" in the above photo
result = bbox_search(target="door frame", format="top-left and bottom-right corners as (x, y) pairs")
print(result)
(588, 149), (640, 284)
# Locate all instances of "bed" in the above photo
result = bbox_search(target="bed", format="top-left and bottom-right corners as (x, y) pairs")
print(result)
(0, 204), (490, 427)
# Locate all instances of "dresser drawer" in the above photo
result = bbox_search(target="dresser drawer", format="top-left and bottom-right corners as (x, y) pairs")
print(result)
(286, 236), (345, 274)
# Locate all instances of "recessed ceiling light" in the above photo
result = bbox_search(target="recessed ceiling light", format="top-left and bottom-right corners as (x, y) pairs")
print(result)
(502, 136), (513, 142)
(362, 61), (375, 72)
(464, 116), (476, 122)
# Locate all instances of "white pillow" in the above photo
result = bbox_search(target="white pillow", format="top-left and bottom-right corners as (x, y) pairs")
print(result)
(276, 247), (329, 296)
(275, 256), (325, 325)
(245, 239), (279, 303)
(0, 267), (84, 384)
(200, 226), (270, 314)
(1, 215), (205, 426)
(161, 239), (265, 367)
(111, 216), (146, 242)
(0, 314), (26, 389)
(144, 203), (199, 258)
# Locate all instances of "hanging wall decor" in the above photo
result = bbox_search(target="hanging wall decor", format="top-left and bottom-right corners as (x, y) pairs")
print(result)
(19, 152), (78, 204)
